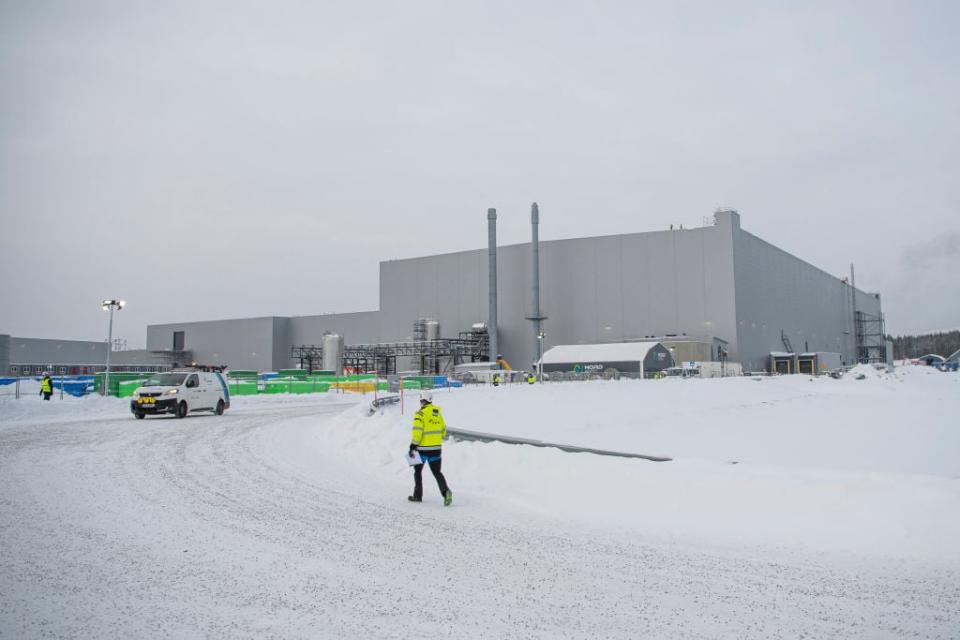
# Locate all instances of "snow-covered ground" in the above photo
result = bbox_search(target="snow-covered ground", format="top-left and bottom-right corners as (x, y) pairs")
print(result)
(1, 366), (958, 638)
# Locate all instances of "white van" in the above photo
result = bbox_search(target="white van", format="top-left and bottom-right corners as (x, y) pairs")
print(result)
(130, 370), (231, 419)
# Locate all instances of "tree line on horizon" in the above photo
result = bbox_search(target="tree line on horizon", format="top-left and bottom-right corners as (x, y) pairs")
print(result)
(887, 330), (960, 359)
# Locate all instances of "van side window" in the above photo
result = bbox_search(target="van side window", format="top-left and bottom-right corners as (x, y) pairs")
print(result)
(186, 374), (198, 388)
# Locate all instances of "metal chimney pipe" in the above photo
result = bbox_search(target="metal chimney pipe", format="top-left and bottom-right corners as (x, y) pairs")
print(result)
(850, 263), (858, 364)
(487, 208), (498, 364)
(526, 202), (547, 379)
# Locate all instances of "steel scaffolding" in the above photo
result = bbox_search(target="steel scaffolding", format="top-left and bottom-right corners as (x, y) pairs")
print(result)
(855, 310), (887, 364)
(291, 331), (489, 375)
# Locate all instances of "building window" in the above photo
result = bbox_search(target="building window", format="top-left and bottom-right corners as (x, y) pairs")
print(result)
(173, 331), (185, 351)
(10, 365), (18, 374)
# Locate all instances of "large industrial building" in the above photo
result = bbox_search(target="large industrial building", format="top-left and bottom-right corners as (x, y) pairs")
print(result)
(140, 209), (885, 375)
(0, 335), (184, 377)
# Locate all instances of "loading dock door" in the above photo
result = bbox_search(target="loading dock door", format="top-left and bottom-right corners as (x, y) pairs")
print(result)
(798, 359), (814, 375)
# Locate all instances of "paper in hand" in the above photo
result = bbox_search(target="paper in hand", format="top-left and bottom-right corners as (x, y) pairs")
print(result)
(406, 450), (422, 466)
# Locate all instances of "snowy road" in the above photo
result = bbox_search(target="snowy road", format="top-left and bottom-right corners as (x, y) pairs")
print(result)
(2, 400), (958, 639)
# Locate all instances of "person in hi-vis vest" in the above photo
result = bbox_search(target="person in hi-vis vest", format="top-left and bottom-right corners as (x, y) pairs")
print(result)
(408, 391), (452, 506)
(40, 373), (53, 401)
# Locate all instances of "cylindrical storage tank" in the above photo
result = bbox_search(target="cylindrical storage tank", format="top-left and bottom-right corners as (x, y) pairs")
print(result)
(471, 322), (487, 333)
(322, 334), (344, 375)
(425, 320), (440, 341)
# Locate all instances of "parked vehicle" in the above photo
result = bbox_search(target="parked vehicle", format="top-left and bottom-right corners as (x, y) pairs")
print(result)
(130, 370), (230, 419)
(662, 366), (697, 378)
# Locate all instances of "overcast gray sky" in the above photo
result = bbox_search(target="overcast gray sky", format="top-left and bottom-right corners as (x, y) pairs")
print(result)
(1, 0), (957, 347)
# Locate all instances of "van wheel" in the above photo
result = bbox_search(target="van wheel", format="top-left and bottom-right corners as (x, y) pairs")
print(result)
(176, 401), (187, 419)
(215, 399), (224, 415)
(134, 412), (145, 420)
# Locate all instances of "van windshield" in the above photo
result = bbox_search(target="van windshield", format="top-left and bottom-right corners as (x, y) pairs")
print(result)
(145, 373), (188, 387)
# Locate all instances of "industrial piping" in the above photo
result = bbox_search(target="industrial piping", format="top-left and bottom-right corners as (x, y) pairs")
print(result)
(487, 208), (498, 364)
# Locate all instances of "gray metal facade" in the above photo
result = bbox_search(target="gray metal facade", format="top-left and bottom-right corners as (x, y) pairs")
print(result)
(142, 210), (881, 373)
(730, 216), (880, 371)
(0, 335), (10, 376)
(147, 317), (288, 371)
(4, 337), (187, 375)
(146, 312), (382, 371)
(378, 211), (740, 372)
(10, 337), (107, 367)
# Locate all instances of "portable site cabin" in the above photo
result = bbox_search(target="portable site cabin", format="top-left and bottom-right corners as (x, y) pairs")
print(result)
(540, 342), (674, 378)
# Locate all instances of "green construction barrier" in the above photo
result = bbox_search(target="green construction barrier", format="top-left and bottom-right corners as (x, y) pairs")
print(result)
(228, 380), (259, 396)
(291, 381), (331, 394)
(263, 378), (331, 394)
(278, 369), (309, 379)
(228, 370), (258, 381)
(403, 376), (436, 389)
(118, 379), (151, 398)
(95, 372), (149, 396)
(264, 379), (292, 394)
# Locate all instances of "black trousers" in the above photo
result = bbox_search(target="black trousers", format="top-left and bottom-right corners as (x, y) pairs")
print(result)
(42, 392), (52, 401)
(413, 456), (450, 500)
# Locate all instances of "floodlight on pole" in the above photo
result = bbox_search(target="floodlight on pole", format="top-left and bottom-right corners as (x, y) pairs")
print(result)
(102, 299), (125, 396)
(537, 330), (545, 382)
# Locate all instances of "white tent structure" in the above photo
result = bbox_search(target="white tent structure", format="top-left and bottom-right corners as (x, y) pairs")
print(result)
(540, 342), (674, 378)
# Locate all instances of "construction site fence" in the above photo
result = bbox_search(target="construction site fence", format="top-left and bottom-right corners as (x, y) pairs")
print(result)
(0, 372), (457, 398)
(0, 375), (95, 399)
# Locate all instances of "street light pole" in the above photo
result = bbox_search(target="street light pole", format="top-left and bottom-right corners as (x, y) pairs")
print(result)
(102, 299), (125, 396)
(537, 331), (545, 382)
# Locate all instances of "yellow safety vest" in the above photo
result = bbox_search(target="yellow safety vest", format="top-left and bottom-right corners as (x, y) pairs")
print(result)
(411, 403), (446, 452)
(41, 377), (52, 393)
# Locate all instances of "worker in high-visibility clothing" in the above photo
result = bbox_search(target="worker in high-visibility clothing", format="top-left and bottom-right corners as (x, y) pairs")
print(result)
(40, 372), (53, 401)
(408, 391), (453, 506)
(526, 372), (536, 385)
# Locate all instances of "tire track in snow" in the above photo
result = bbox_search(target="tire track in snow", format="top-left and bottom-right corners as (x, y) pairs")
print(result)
(2, 404), (959, 639)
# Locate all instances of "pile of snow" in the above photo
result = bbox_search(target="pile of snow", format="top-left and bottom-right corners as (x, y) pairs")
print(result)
(332, 366), (960, 562)
(844, 363), (888, 380)
(382, 368), (956, 476)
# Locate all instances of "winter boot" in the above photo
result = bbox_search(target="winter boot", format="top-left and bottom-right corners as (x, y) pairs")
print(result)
(408, 496), (422, 502)
(443, 490), (453, 506)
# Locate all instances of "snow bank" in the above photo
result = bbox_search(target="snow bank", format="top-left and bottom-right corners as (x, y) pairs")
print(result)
(383, 367), (957, 476)
(325, 366), (960, 563)
(0, 388), (361, 426)
(3, 366), (957, 565)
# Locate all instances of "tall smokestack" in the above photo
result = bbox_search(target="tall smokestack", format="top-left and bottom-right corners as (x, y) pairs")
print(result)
(526, 203), (547, 377)
(488, 208), (498, 363)
(850, 263), (858, 364)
